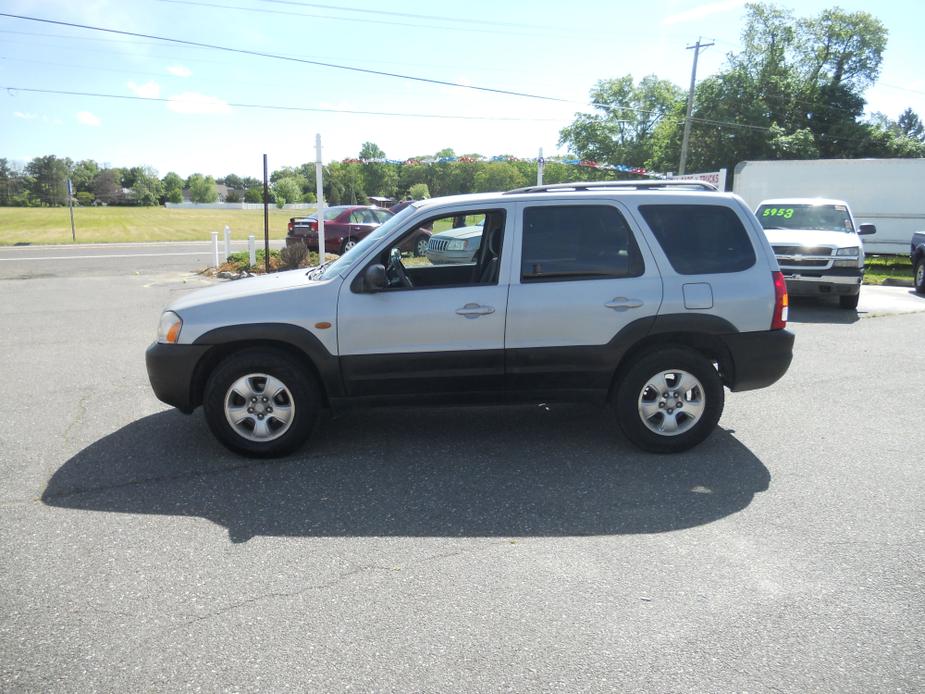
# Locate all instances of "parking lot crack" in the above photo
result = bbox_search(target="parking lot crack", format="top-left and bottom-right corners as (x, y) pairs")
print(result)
(61, 391), (93, 445)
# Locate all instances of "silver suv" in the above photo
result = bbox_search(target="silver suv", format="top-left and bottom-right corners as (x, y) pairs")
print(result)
(147, 181), (794, 456)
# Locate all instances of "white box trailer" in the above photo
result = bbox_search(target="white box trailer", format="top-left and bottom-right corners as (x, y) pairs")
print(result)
(732, 158), (925, 254)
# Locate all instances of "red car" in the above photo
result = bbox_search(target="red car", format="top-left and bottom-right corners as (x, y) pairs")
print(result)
(287, 205), (430, 256)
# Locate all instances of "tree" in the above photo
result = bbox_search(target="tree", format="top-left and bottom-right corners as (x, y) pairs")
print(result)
(131, 166), (163, 206)
(161, 171), (184, 204)
(188, 174), (219, 203)
(71, 160), (100, 194)
(359, 142), (386, 160)
(273, 176), (303, 206)
(0, 158), (26, 206)
(244, 187), (264, 203)
(473, 162), (527, 192)
(93, 168), (123, 205)
(648, 2), (891, 173)
(323, 162), (365, 204)
(26, 155), (71, 206)
(408, 183), (430, 199)
(559, 75), (684, 166)
(898, 108), (924, 141)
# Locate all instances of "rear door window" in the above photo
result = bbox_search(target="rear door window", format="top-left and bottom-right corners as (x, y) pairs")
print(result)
(639, 204), (755, 275)
(521, 205), (644, 282)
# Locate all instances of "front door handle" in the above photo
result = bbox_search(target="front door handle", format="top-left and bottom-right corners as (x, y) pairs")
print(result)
(455, 303), (495, 319)
(605, 297), (643, 311)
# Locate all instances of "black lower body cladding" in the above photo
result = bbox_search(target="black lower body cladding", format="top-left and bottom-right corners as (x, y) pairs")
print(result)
(720, 329), (795, 391)
(145, 342), (212, 413)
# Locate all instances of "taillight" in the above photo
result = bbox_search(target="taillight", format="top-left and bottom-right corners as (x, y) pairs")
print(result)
(287, 221), (293, 233)
(309, 220), (318, 231)
(772, 271), (789, 329)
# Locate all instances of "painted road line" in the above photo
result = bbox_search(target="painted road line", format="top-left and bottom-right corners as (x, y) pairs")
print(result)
(0, 252), (214, 261)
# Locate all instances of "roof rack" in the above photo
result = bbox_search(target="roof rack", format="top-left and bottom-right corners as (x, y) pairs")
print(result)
(503, 180), (718, 194)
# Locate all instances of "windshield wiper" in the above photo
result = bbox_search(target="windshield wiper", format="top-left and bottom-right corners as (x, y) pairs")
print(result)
(306, 260), (333, 279)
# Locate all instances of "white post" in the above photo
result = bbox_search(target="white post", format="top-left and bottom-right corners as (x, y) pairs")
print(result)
(537, 147), (544, 186)
(315, 133), (326, 262)
(211, 231), (220, 268)
(248, 234), (256, 267)
(223, 225), (231, 260)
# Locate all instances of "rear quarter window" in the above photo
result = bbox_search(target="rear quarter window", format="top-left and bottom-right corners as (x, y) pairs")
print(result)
(521, 204), (645, 281)
(639, 204), (756, 275)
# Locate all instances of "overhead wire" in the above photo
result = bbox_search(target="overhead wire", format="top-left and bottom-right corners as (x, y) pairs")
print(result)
(1, 13), (913, 144)
(0, 13), (570, 103)
(158, 0), (560, 38)
(0, 85), (565, 121)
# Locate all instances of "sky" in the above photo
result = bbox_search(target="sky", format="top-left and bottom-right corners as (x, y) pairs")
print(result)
(1, 0), (923, 179)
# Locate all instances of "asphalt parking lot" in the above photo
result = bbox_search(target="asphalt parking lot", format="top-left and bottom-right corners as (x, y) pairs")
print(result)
(1, 249), (923, 692)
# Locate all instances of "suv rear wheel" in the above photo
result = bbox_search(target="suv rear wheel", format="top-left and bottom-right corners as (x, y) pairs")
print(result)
(203, 348), (320, 457)
(615, 348), (724, 453)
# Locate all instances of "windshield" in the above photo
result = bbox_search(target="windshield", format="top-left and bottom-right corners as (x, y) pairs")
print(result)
(756, 203), (853, 232)
(320, 204), (418, 278)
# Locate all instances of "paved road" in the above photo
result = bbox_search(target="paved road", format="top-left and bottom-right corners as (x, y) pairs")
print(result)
(0, 257), (922, 692)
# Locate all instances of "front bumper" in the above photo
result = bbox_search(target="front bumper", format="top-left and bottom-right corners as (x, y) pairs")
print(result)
(145, 342), (212, 413)
(720, 329), (795, 392)
(780, 267), (863, 297)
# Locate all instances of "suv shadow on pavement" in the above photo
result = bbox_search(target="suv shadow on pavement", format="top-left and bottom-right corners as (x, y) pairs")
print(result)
(43, 405), (771, 543)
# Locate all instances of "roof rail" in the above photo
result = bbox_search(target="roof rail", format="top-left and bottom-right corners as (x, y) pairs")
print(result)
(503, 180), (718, 194)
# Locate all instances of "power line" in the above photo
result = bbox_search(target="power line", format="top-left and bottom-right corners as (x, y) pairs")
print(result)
(258, 0), (557, 30)
(158, 0), (559, 38)
(0, 13), (570, 103)
(0, 85), (564, 121)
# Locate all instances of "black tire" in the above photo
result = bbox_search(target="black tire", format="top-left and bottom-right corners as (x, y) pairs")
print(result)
(839, 292), (860, 310)
(203, 348), (320, 458)
(615, 348), (724, 454)
(413, 234), (429, 257)
(914, 257), (925, 294)
(340, 238), (357, 255)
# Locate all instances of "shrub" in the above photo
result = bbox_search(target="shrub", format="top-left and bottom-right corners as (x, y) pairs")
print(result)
(280, 241), (308, 269)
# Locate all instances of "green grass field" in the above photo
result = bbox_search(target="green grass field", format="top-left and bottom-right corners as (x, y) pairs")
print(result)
(0, 207), (308, 245)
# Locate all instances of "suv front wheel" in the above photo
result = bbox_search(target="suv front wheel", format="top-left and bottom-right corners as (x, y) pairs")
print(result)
(615, 348), (724, 453)
(203, 348), (320, 457)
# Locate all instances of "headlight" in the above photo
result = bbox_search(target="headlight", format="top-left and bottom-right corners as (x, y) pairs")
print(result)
(157, 311), (183, 344)
(447, 239), (465, 251)
(836, 246), (859, 256)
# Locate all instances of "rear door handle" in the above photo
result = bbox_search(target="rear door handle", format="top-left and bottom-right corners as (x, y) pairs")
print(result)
(456, 303), (495, 319)
(605, 297), (643, 311)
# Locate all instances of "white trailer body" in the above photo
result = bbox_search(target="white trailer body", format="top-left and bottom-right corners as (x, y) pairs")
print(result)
(733, 159), (925, 254)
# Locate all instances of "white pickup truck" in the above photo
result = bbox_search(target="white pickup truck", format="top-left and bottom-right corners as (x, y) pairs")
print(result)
(755, 198), (876, 309)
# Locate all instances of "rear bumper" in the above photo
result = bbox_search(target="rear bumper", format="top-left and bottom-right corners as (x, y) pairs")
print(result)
(720, 330), (795, 392)
(145, 342), (212, 413)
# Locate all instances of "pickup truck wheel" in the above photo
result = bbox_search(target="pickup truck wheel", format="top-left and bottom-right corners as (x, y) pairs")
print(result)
(914, 258), (925, 294)
(413, 234), (429, 257)
(615, 348), (724, 453)
(839, 292), (860, 309)
(203, 348), (319, 458)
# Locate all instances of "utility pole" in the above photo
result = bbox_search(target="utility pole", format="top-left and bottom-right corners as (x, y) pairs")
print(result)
(679, 38), (713, 175)
(315, 134), (326, 261)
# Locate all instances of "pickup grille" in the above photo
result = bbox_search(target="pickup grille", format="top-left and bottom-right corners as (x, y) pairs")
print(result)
(772, 245), (832, 256)
(428, 238), (450, 252)
(773, 245), (833, 269)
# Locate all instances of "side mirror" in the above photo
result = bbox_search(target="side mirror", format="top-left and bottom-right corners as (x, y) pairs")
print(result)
(858, 223), (876, 235)
(364, 264), (388, 292)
